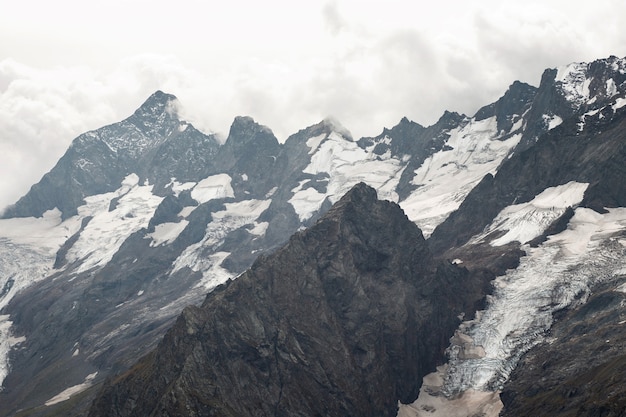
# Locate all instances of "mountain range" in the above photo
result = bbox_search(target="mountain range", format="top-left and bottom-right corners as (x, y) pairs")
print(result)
(0, 55), (625, 416)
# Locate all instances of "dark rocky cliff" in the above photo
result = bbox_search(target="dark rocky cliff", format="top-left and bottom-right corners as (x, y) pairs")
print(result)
(88, 183), (475, 417)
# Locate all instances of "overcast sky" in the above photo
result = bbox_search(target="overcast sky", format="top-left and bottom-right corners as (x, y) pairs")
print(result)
(1, 0), (626, 212)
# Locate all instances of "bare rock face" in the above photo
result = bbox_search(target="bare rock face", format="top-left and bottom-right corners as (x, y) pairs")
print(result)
(88, 183), (471, 417)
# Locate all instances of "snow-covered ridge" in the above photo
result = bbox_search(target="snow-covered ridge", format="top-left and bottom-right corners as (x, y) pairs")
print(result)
(472, 181), (588, 247)
(70, 94), (184, 161)
(400, 116), (521, 237)
(555, 56), (626, 110)
(289, 129), (404, 222)
(290, 114), (523, 233)
(66, 174), (163, 273)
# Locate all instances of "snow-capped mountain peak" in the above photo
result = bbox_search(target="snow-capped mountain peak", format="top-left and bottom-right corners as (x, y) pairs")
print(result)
(554, 55), (626, 109)
(2, 56), (626, 417)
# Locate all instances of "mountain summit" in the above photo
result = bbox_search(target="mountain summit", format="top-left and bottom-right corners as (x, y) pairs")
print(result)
(2, 91), (219, 220)
(1, 55), (626, 417)
(88, 183), (471, 417)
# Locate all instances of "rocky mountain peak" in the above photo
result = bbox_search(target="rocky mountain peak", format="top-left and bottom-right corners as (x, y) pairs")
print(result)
(87, 182), (469, 417)
(229, 115), (273, 137)
(1, 91), (206, 220)
(380, 117), (425, 139)
(548, 55), (626, 110)
(4, 54), (626, 417)
(125, 90), (182, 139)
(220, 116), (279, 159)
(324, 181), (383, 220)
(518, 55), (626, 150)
(133, 90), (178, 117)
(435, 110), (466, 129)
(474, 80), (537, 133)
(221, 116), (279, 159)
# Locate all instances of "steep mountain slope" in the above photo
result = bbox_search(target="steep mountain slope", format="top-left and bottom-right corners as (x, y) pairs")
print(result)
(501, 278), (626, 417)
(2, 91), (221, 220)
(399, 58), (626, 416)
(88, 183), (475, 417)
(0, 100), (288, 416)
(0, 55), (625, 416)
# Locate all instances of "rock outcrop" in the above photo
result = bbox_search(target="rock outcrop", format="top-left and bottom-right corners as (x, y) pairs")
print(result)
(88, 183), (474, 417)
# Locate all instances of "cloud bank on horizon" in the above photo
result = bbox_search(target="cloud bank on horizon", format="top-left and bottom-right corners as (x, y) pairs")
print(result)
(1, 0), (626, 212)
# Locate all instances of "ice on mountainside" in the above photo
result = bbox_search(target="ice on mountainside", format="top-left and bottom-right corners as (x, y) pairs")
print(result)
(472, 181), (588, 247)
(0, 174), (167, 388)
(553, 56), (626, 114)
(169, 179), (196, 196)
(291, 113), (523, 235)
(555, 61), (591, 106)
(400, 192), (626, 417)
(400, 116), (521, 237)
(66, 174), (163, 274)
(613, 97), (626, 111)
(606, 78), (618, 97)
(0, 210), (83, 387)
(190, 174), (234, 204)
(148, 172), (237, 249)
(440, 208), (626, 394)
(577, 93), (626, 131)
(171, 197), (272, 289)
(543, 114), (563, 130)
(0, 316), (24, 391)
(289, 129), (404, 222)
(147, 220), (190, 247)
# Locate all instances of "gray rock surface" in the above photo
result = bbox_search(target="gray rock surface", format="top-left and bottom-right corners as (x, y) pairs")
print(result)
(87, 184), (473, 417)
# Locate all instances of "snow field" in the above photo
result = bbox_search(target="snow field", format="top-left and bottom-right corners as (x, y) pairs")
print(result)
(472, 181), (589, 247)
(290, 130), (404, 222)
(66, 174), (163, 273)
(171, 198), (272, 288)
(190, 174), (234, 204)
(400, 202), (626, 417)
(400, 117), (521, 237)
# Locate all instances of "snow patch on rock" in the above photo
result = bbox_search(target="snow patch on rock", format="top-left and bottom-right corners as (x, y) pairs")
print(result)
(190, 174), (234, 204)
(66, 174), (163, 273)
(473, 181), (589, 247)
(45, 372), (98, 406)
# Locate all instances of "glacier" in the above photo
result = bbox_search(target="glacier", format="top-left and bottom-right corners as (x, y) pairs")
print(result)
(400, 116), (521, 237)
(0, 210), (80, 387)
(399, 192), (626, 417)
(289, 129), (404, 222)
